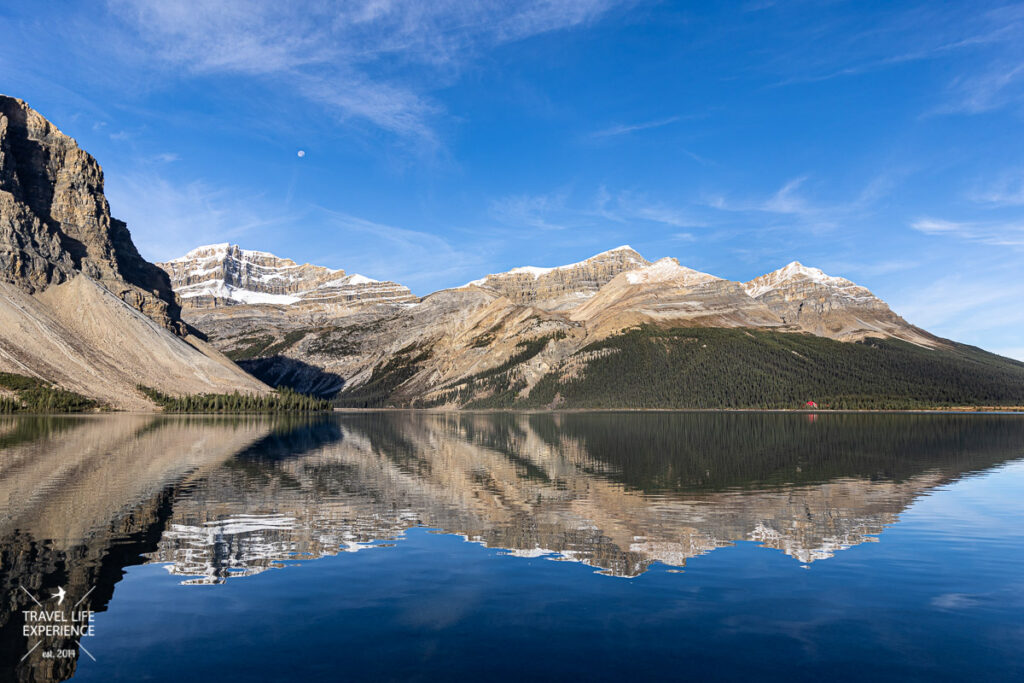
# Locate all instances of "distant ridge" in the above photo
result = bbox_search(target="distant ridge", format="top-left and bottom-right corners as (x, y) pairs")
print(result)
(164, 241), (1024, 409)
(165, 242), (936, 345)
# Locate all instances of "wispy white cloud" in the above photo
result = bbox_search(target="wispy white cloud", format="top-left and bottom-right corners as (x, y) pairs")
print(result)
(771, 28), (1016, 88)
(933, 62), (1024, 115)
(702, 177), (813, 215)
(702, 172), (903, 232)
(822, 260), (920, 278)
(701, 176), (837, 233)
(893, 269), (1024, 353)
(104, 0), (629, 144)
(609, 192), (706, 229)
(761, 176), (810, 214)
(695, 174), (911, 254)
(316, 209), (489, 291)
(104, 172), (296, 262)
(490, 192), (573, 231)
(590, 116), (681, 138)
(762, 3), (1024, 120)
(968, 170), (1024, 206)
(911, 217), (1024, 247)
(491, 187), (707, 234)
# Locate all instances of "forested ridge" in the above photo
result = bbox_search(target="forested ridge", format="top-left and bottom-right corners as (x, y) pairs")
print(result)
(139, 385), (332, 412)
(0, 373), (98, 413)
(519, 326), (1024, 410)
(335, 325), (1024, 410)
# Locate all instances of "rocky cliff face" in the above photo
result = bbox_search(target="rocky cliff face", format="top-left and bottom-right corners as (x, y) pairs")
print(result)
(744, 261), (938, 345)
(157, 243), (416, 309)
(569, 257), (785, 338)
(0, 95), (182, 332)
(0, 96), (269, 407)
(464, 245), (650, 310)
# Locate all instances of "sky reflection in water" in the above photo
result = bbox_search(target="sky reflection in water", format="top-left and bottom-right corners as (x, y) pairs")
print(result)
(1, 412), (1022, 681)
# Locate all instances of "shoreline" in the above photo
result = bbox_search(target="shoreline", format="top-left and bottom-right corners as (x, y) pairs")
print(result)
(5, 406), (1024, 417)
(333, 406), (1024, 415)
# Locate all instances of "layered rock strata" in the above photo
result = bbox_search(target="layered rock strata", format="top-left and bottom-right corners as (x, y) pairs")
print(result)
(0, 95), (269, 408)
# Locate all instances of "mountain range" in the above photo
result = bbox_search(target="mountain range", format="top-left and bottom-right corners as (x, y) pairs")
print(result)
(2, 94), (1022, 411)
(158, 239), (1024, 410)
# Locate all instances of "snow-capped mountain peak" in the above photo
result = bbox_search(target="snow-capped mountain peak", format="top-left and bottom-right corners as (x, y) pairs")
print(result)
(157, 244), (415, 308)
(743, 261), (871, 299)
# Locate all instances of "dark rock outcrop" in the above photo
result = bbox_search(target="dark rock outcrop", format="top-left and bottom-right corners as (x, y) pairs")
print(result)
(0, 95), (183, 333)
(0, 96), (270, 407)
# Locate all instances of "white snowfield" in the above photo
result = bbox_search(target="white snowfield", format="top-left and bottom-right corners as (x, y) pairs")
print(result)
(177, 279), (302, 305)
(162, 243), (409, 306)
(343, 274), (380, 285)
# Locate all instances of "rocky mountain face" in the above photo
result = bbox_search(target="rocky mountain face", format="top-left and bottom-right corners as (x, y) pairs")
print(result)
(160, 239), (997, 408)
(744, 261), (936, 345)
(0, 95), (268, 408)
(568, 257), (785, 339)
(1, 99), (1008, 412)
(464, 245), (650, 310)
(0, 96), (181, 331)
(157, 243), (415, 308)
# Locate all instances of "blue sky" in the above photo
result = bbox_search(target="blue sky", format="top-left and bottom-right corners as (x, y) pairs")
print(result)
(2, 1), (1023, 358)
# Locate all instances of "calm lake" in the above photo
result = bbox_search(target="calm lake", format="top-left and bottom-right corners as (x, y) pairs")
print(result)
(1, 412), (1022, 681)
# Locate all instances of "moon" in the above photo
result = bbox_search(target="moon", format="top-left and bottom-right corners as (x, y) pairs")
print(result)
(297, 150), (305, 158)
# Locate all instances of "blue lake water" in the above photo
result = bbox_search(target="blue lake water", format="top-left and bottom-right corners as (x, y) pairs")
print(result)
(1, 412), (1022, 681)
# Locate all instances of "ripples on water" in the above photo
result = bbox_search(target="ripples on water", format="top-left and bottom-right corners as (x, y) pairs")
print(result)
(1, 412), (1022, 681)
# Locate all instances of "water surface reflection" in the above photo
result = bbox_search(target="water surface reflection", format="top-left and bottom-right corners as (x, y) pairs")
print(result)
(1, 412), (1022, 681)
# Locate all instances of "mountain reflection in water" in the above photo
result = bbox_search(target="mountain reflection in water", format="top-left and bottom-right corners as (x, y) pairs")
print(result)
(1, 411), (1022, 681)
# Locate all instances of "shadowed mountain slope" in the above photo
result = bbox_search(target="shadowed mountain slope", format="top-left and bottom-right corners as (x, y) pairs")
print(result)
(0, 95), (268, 409)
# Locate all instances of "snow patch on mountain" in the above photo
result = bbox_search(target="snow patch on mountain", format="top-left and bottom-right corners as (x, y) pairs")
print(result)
(744, 261), (875, 300)
(158, 244), (415, 308)
(176, 279), (301, 305)
(624, 257), (719, 286)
